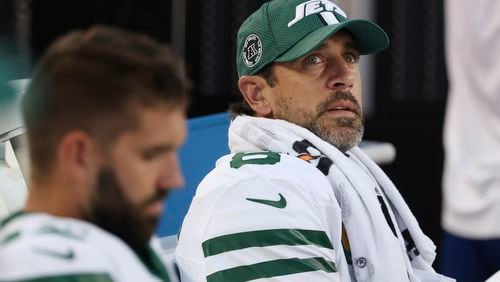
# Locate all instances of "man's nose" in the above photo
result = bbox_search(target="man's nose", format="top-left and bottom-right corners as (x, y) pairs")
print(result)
(158, 154), (185, 190)
(326, 58), (355, 92)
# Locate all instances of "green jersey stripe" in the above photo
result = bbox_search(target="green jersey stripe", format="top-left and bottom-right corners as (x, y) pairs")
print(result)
(138, 246), (171, 282)
(202, 229), (333, 257)
(0, 211), (27, 229)
(206, 257), (336, 282)
(8, 273), (113, 282)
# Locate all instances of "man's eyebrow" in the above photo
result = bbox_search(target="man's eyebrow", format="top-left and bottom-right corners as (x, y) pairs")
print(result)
(141, 144), (175, 155)
(317, 41), (329, 52)
(314, 41), (360, 52)
(344, 42), (360, 52)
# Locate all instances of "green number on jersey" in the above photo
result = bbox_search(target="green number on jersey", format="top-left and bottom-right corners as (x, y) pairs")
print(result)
(230, 152), (281, 169)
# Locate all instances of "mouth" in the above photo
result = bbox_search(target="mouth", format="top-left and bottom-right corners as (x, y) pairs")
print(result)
(324, 100), (360, 117)
(147, 201), (165, 216)
(143, 189), (168, 212)
(144, 193), (167, 216)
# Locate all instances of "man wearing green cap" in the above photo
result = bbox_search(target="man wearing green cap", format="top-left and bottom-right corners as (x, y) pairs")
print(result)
(176, 1), (452, 281)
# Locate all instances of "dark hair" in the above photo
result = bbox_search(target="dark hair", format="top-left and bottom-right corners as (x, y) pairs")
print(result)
(23, 25), (190, 179)
(229, 63), (275, 119)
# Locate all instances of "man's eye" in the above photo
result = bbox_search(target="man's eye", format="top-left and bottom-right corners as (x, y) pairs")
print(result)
(345, 53), (360, 64)
(303, 55), (322, 65)
(142, 152), (157, 161)
(142, 151), (164, 161)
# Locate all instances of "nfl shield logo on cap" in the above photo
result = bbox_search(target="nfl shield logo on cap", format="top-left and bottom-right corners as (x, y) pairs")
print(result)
(242, 34), (263, 67)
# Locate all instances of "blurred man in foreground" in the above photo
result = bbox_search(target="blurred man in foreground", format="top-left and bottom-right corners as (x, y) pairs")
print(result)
(0, 26), (189, 281)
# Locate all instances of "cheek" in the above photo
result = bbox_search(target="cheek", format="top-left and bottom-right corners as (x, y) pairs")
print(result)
(114, 164), (155, 201)
(273, 83), (308, 107)
(354, 74), (363, 103)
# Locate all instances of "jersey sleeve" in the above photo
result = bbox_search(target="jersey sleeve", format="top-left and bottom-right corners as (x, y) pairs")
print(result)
(177, 153), (341, 282)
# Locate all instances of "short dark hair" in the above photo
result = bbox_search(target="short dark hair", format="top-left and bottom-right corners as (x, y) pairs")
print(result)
(229, 63), (276, 119)
(23, 25), (190, 179)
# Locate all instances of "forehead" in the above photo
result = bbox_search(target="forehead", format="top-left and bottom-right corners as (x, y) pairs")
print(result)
(138, 105), (185, 133)
(117, 105), (186, 146)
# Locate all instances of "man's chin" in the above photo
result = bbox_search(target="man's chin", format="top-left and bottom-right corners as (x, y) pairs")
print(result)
(125, 220), (157, 250)
(317, 127), (362, 152)
(144, 216), (160, 236)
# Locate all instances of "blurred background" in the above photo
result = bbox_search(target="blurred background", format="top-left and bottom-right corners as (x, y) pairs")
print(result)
(0, 0), (447, 266)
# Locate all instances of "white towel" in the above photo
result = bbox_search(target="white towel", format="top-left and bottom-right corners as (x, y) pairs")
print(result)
(229, 115), (454, 282)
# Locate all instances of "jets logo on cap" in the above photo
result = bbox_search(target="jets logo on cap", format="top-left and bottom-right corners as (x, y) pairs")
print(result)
(242, 34), (262, 68)
(288, 0), (347, 27)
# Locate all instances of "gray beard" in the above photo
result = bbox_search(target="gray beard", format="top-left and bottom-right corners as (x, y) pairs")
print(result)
(306, 116), (364, 152)
(273, 91), (364, 152)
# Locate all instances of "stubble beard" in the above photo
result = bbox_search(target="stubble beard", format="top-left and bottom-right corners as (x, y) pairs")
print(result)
(274, 91), (364, 152)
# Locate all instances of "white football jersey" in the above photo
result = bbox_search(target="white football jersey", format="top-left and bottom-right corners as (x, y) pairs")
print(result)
(176, 152), (345, 282)
(0, 212), (176, 282)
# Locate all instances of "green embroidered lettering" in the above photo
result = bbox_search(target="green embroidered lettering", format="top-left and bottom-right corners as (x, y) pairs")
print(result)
(230, 152), (281, 169)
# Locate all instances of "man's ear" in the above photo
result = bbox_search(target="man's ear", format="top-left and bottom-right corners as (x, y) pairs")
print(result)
(238, 75), (273, 117)
(57, 131), (99, 182)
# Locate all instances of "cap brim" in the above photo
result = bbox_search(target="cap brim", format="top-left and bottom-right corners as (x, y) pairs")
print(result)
(275, 19), (389, 63)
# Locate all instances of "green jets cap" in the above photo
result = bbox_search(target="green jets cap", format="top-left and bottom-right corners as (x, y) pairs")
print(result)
(236, 0), (389, 77)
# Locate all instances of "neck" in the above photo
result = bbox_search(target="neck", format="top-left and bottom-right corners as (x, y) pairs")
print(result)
(24, 178), (86, 219)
